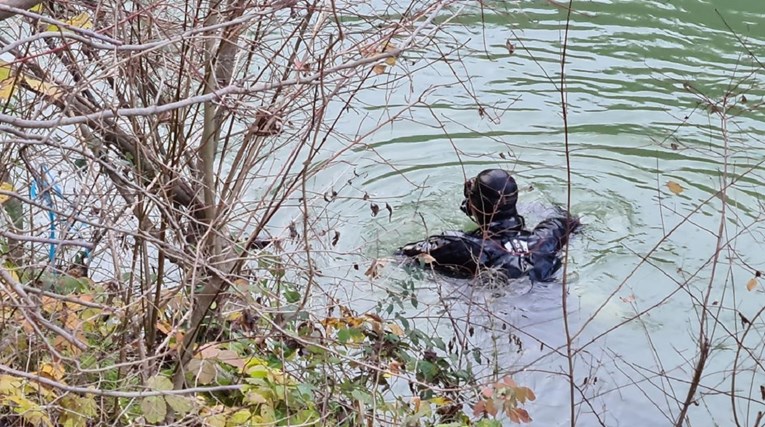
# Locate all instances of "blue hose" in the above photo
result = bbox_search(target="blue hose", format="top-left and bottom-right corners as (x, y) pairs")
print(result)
(30, 165), (65, 264)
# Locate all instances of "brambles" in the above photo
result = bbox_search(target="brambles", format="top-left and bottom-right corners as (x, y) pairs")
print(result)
(0, 273), (529, 425)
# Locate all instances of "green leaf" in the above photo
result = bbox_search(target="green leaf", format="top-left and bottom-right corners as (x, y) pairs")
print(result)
(284, 289), (300, 303)
(351, 389), (372, 404)
(245, 390), (269, 404)
(260, 404), (275, 423)
(417, 360), (439, 381)
(337, 328), (351, 344)
(141, 396), (166, 424)
(165, 395), (193, 416)
(74, 158), (87, 170)
(207, 413), (226, 427)
(397, 315), (410, 330)
(432, 337), (446, 351)
(226, 409), (252, 427)
(186, 359), (217, 385)
(147, 375), (173, 391)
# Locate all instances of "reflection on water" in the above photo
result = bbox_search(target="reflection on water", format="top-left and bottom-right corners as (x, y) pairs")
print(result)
(299, 0), (765, 425)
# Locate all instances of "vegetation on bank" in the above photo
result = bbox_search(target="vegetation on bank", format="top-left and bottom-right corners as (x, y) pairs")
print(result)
(0, 257), (534, 426)
(0, 0), (535, 425)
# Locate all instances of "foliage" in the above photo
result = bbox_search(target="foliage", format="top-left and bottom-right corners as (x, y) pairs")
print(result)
(473, 376), (535, 424)
(0, 0), (539, 426)
(0, 266), (534, 426)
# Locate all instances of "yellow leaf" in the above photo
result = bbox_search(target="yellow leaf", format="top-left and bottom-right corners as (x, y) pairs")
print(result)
(47, 12), (93, 32)
(23, 76), (64, 101)
(372, 64), (386, 75)
(666, 181), (684, 195)
(225, 311), (242, 322)
(429, 396), (450, 407)
(206, 413), (226, 427)
(2, 263), (19, 285)
(0, 80), (15, 101)
(0, 375), (23, 394)
(29, 3), (43, 12)
(385, 56), (397, 66)
(38, 362), (65, 381)
(226, 409), (252, 427)
(0, 61), (10, 80)
(0, 182), (13, 204)
(67, 12), (93, 29)
(747, 278), (758, 292)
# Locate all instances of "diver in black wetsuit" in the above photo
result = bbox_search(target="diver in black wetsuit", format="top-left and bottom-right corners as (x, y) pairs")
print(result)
(398, 169), (580, 283)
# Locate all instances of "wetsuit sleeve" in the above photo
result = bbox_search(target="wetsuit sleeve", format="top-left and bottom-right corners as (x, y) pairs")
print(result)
(397, 232), (491, 278)
(527, 215), (580, 282)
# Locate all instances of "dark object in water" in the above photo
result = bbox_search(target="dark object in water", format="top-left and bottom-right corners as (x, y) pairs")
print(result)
(397, 169), (580, 283)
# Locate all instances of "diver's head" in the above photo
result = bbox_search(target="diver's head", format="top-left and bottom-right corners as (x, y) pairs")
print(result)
(460, 169), (519, 225)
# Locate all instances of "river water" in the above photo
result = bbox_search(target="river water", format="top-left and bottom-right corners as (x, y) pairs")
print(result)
(282, 1), (765, 425)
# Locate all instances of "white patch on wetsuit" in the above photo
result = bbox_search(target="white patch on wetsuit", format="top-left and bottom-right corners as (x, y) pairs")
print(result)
(503, 239), (529, 256)
(503, 239), (532, 273)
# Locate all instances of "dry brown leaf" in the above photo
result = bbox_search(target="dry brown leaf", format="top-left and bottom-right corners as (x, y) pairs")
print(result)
(417, 253), (436, 264)
(620, 294), (637, 303)
(412, 397), (421, 413)
(372, 64), (386, 75)
(501, 375), (517, 387)
(387, 322), (404, 336)
(472, 400), (485, 416)
(508, 407), (521, 423)
(747, 277), (758, 292)
(186, 359), (217, 385)
(199, 343), (221, 359)
(666, 181), (684, 195)
(216, 349), (245, 370)
(481, 386), (493, 398)
(485, 398), (498, 417)
(364, 259), (386, 279)
(505, 39), (516, 55)
(523, 386), (536, 401)
(388, 361), (401, 375)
